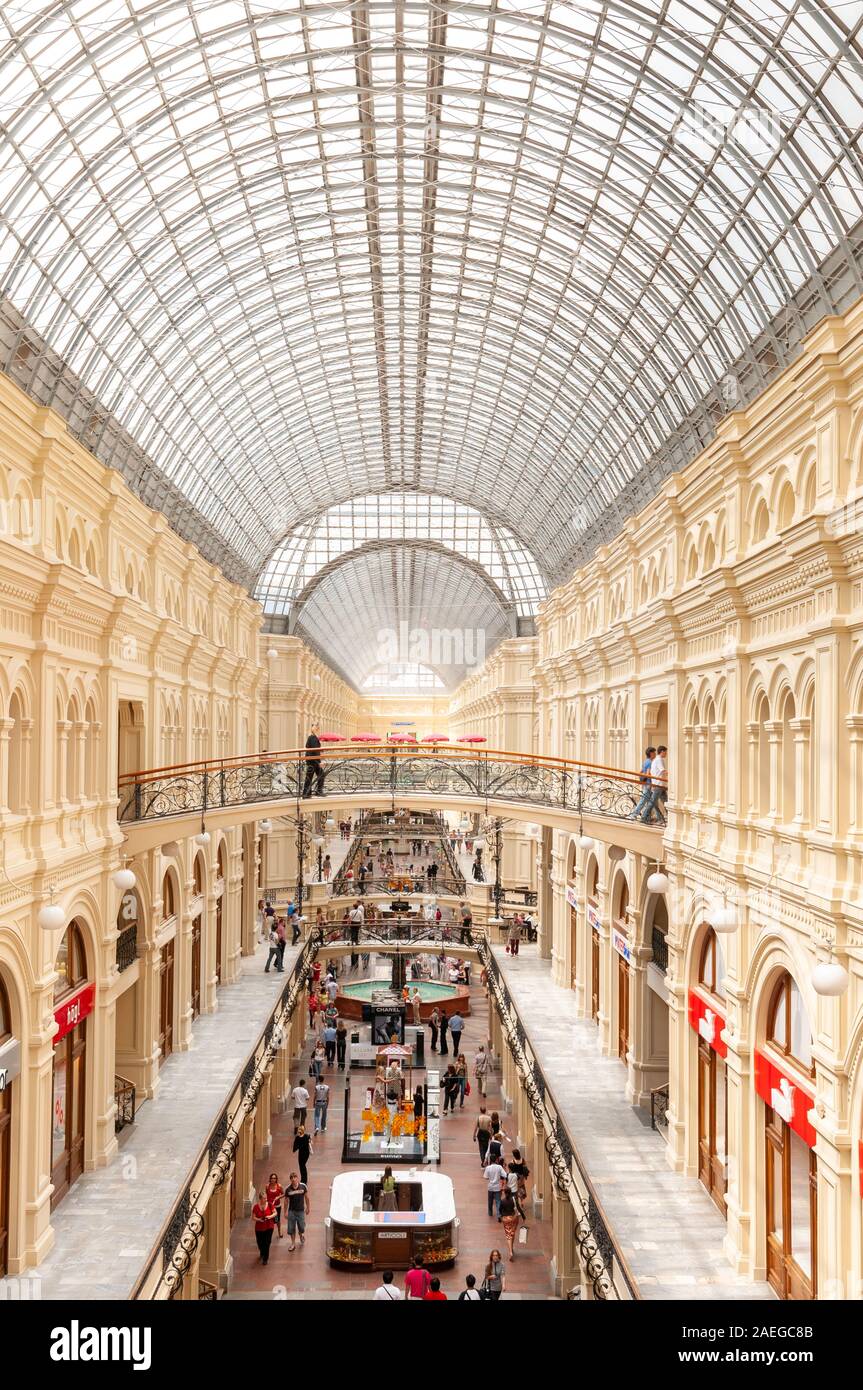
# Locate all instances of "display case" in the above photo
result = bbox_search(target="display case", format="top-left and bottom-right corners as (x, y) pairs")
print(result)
(325, 1170), (459, 1271)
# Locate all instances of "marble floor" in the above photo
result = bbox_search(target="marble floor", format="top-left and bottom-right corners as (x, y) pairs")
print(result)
(226, 973), (557, 1300)
(0, 936), (303, 1301)
(491, 944), (775, 1301)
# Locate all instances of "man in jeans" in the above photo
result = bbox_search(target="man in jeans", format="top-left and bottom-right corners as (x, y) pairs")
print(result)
(291, 1078), (310, 1130)
(313, 1078), (330, 1134)
(641, 745), (668, 824)
(285, 1172), (310, 1251)
(629, 746), (656, 819)
(323, 1019), (337, 1067)
(484, 1158), (508, 1217)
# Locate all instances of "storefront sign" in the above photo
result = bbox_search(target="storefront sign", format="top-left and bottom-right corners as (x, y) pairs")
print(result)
(612, 929), (632, 963)
(0, 1035), (21, 1089)
(754, 1050), (817, 1149)
(53, 982), (95, 1045)
(587, 902), (601, 932)
(565, 885), (578, 911)
(688, 990), (728, 1059)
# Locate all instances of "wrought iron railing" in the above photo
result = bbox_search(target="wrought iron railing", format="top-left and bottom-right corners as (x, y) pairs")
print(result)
(116, 923), (138, 972)
(117, 744), (665, 827)
(330, 874), (466, 898)
(651, 927), (668, 973)
(198, 1278), (219, 1300)
(131, 931), (322, 1300)
(115, 1074), (136, 1133)
(651, 1083), (670, 1136)
(320, 918), (476, 948)
(432, 811), (468, 891)
(476, 936), (639, 1301)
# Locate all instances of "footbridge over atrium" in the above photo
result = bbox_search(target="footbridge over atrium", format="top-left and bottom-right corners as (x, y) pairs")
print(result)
(117, 745), (667, 857)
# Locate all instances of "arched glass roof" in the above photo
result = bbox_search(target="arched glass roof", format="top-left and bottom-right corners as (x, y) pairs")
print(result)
(362, 663), (446, 692)
(255, 493), (547, 620)
(1, 0), (862, 589)
(293, 542), (514, 690)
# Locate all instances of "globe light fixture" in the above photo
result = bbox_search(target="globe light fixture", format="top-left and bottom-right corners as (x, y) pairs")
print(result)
(38, 895), (66, 932)
(195, 829), (211, 847)
(709, 900), (737, 934)
(647, 869), (669, 894)
(258, 819), (272, 835)
(112, 864), (137, 892)
(578, 833), (595, 851)
(812, 960), (849, 996)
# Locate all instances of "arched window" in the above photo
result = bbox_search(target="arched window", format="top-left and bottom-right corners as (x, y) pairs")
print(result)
(162, 871), (176, 920)
(193, 854), (205, 897)
(7, 691), (25, 813)
(777, 481), (795, 530)
(698, 927), (726, 1001)
(767, 971), (813, 1074)
(0, 974), (10, 1042)
(752, 498), (769, 544)
(53, 921), (88, 1002)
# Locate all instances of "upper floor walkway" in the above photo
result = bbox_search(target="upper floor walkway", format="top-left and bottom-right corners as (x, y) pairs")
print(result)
(118, 744), (667, 855)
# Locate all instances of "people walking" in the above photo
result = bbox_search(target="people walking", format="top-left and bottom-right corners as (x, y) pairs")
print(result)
(474, 1045), (489, 1098)
(291, 1078), (310, 1131)
(411, 988), (422, 1024)
(455, 1053), (468, 1108)
(449, 1011), (463, 1057)
(314, 1078), (330, 1134)
(284, 1172), (309, 1251)
(640, 744), (668, 824)
(265, 1173), (284, 1239)
(349, 900), (364, 945)
(373, 1270), (403, 1300)
(292, 1124), (312, 1184)
(423, 1277), (447, 1300)
(439, 1009), (449, 1056)
(508, 1149), (530, 1220)
(310, 1040), (325, 1081)
(302, 725), (325, 797)
(629, 746), (656, 820)
(458, 1274), (482, 1300)
(507, 918), (521, 956)
(484, 1156), (508, 1217)
(252, 1188), (277, 1266)
(482, 1250), (506, 1300)
(404, 1257), (431, 1300)
(322, 854), (332, 881)
(474, 1105), (493, 1167)
(323, 1019), (337, 1066)
(378, 1165), (397, 1211)
(499, 1187), (520, 1259)
(413, 1084), (424, 1128)
(429, 1006), (440, 1052)
(442, 1065), (459, 1114)
(264, 921), (280, 973)
(336, 1019), (348, 1069)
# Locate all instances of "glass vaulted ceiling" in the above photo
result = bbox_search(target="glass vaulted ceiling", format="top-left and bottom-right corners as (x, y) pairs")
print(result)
(0, 1), (862, 626)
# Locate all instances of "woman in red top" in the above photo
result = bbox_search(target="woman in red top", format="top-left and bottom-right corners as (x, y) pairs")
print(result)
(252, 1188), (277, 1266)
(266, 1172), (284, 1239)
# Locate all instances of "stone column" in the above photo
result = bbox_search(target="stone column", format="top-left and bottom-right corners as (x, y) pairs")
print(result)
(73, 721), (88, 801)
(551, 1185), (579, 1296)
(236, 1113), (256, 1217)
(746, 722), (761, 816)
(200, 1179), (234, 1290)
(845, 715), (863, 834)
(789, 716), (811, 826)
(55, 719), (71, 803)
(0, 716), (13, 810)
(712, 722), (727, 809)
(696, 723), (709, 804)
(175, 905), (194, 1051)
(765, 720), (783, 822)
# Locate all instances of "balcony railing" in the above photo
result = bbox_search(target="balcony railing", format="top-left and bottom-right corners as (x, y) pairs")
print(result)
(115, 1074), (136, 1133)
(651, 927), (668, 973)
(118, 744), (665, 828)
(116, 924), (138, 972)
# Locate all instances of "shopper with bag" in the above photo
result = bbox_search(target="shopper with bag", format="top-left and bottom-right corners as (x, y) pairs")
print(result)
(482, 1249), (506, 1300)
(507, 1149), (530, 1220)
(251, 1188), (277, 1266)
(499, 1187), (521, 1259)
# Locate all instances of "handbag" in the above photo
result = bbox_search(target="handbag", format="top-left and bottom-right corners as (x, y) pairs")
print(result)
(465, 1080), (471, 1096)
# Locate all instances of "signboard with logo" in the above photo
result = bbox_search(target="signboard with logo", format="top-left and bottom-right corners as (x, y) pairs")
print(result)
(612, 928), (632, 963)
(565, 885), (578, 910)
(0, 1035), (21, 1090)
(754, 1049), (816, 1149)
(587, 902), (601, 932)
(53, 982), (95, 1045)
(688, 990), (728, 1059)
(426, 1068), (440, 1163)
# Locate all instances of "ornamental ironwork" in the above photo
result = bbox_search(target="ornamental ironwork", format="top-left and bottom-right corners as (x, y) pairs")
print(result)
(118, 747), (660, 829)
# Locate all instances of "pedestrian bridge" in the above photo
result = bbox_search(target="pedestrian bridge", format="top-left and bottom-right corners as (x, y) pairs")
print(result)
(118, 744), (666, 855)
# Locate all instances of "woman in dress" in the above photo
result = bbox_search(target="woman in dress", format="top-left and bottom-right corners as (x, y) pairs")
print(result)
(455, 1053), (468, 1108)
(499, 1188), (520, 1260)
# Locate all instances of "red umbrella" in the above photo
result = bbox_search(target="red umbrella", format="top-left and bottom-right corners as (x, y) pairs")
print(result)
(457, 735), (486, 743)
(423, 734), (449, 742)
(351, 733), (382, 742)
(388, 735), (415, 743)
(318, 732), (343, 742)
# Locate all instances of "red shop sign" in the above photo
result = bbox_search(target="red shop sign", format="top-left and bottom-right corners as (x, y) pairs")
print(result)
(53, 982), (95, 1045)
(754, 1049), (817, 1150)
(688, 989), (727, 1058)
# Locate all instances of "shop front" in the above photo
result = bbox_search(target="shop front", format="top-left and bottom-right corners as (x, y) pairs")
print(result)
(613, 926), (632, 1062)
(690, 928), (728, 1216)
(51, 922), (94, 1208)
(0, 975), (19, 1276)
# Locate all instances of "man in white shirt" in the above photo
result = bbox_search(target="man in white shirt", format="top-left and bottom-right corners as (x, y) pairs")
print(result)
(373, 1270), (403, 1300)
(291, 1079), (310, 1129)
(349, 901), (364, 946)
(484, 1159), (508, 1218)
